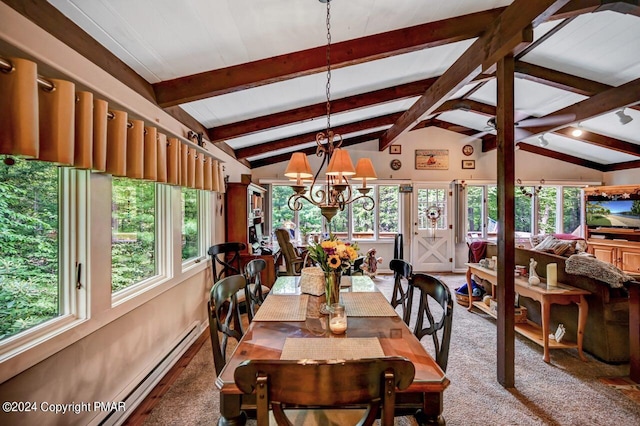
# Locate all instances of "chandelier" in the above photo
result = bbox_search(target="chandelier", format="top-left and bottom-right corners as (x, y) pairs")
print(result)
(284, 0), (377, 222)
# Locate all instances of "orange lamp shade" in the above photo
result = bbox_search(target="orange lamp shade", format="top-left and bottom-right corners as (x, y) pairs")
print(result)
(326, 148), (355, 176)
(284, 152), (313, 180)
(353, 158), (377, 181)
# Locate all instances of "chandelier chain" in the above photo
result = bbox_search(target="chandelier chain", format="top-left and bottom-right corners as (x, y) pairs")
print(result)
(325, 0), (332, 136)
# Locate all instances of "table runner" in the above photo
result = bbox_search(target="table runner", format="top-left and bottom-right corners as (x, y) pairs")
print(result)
(252, 295), (309, 321)
(341, 292), (398, 317)
(280, 337), (384, 360)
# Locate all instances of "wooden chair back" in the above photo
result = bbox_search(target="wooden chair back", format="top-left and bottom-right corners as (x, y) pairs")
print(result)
(208, 242), (246, 283)
(208, 274), (246, 375)
(234, 357), (415, 426)
(389, 259), (413, 325)
(393, 233), (404, 260)
(408, 273), (454, 372)
(275, 228), (303, 275)
(244, 258), (267, 321)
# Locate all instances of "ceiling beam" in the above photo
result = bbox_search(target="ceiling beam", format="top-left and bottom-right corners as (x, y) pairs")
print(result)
(152, 8), (507, 108)
(209, 77), (440, 143)
(554, 127), (640, 156)
(597, 0), (640, 16)
(235, 112), (401, 160)
(604, 159), (640, 171)
(378, 0), (571, 150)
(516, 143), (608, 171)
(248, 130), (385, 169)
(517, 77), (640, 139)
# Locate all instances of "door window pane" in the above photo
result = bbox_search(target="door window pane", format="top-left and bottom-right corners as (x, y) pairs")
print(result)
(112, 178), (156, 293)
(417, 188), (446, 230)
(0, 159), (60, 340)
(181, 188), (199, 261)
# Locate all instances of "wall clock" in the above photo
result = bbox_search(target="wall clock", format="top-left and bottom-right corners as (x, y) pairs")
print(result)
(462, 144), (474, 156)
(390, 159), (402, 170)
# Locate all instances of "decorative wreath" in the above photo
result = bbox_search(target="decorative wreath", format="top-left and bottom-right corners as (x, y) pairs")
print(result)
(425, 206), (441, 221)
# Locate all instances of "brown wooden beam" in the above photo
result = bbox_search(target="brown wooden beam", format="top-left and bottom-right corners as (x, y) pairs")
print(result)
(597, 0), (640, 16)
(554, 127), (640, 156)
(604, 159), (640, 171)
(378, 0), (569, 150)
(496, 55), (516, 389)
(236, 112), (401, 160)
(248, 130), (385, 168)
(516, 142), (609, 170)
(209, 77), (439, 143)
(153, 9), (507, 108)
(517, 77), (640, 139)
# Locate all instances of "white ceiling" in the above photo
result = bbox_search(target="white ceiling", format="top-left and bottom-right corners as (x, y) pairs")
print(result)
(44, 0), (640, 169)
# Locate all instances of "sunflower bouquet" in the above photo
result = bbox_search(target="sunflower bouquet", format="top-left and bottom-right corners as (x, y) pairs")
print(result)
(307, 234), (359, 274)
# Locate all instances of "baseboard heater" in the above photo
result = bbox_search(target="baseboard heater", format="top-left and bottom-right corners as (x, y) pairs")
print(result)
(99, 323), (202, 426)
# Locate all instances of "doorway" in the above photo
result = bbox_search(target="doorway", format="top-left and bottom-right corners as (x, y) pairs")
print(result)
(410, 185), (453, 272)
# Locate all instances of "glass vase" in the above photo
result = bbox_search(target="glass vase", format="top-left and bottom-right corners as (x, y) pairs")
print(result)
(324, 270), (342, 306)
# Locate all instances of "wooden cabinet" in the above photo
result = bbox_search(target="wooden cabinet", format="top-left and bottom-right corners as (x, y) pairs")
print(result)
(587, 238), (640, 276)
(225, 181), (276, 287)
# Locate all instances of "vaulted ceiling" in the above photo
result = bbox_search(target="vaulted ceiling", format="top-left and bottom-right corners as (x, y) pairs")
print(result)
(5, 0), (640, 172)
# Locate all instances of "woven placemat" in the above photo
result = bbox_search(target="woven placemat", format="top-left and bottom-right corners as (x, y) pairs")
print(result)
(341, 292), (398, 317)
(280, 337), (384, 360)
(252, 295), (309, 322)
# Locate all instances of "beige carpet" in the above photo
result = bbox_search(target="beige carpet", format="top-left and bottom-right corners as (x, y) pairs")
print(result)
(142, 274), (640, 425)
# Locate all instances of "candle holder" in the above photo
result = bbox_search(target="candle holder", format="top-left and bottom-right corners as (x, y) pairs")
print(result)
(329, 303), (348, 334)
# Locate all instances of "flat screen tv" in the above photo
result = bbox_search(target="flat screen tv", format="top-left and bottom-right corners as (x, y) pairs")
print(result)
(586, 199), (640, 229)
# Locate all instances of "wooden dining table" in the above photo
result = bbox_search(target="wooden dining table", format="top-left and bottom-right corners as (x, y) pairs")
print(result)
(215, 275), (450, 425)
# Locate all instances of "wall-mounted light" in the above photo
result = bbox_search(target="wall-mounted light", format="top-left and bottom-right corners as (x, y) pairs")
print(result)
(571, 124), (583, 137)
(538, 134), (549, 147)
(616, 108), (633, 125)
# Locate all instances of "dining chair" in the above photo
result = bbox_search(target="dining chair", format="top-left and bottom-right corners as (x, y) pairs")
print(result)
(407, 273), (453, 372)
(208, 274), (247, 376)
(389, 259), (413, 325)
(393, 233), (404, 260)
(243, 258), (270, 321)
(208, 242), (246, 283)
(234, 357), (415, 426)
(275, 228), (304, 275)
(344, 256), (365, 276)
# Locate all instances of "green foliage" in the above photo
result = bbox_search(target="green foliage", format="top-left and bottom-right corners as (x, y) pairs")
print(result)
(111, 178), (156, 292)
(181, 188), (199, 260)
(0, 159), (59, 339)
(378, 185), (399, 233)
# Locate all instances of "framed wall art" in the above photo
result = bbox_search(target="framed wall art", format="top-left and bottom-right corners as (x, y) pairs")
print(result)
(462, 160), (475, 169)
(389, 145), (401, 154)
(415, 149), (449, 170)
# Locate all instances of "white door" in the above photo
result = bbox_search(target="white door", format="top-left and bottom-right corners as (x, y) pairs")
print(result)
(411, 185), (453, 272)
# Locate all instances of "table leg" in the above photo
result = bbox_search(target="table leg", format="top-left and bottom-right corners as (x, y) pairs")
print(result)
(465, 268), (474, 311)
(415, 391), (445, 425)
(541, 299), (551, 363)
(218, 393), (247, 426)
(576, 295), (588, 362)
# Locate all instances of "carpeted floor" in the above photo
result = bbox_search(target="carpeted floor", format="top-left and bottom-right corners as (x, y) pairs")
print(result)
(141, 274), (640, 425)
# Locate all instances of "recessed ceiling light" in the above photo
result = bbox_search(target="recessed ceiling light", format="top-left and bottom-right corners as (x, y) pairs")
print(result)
(571, 126), (583, 137)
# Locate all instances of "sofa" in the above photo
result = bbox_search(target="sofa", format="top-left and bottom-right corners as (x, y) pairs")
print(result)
(480, 244), (630, 363)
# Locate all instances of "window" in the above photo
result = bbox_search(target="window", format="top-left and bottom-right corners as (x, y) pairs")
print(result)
(270, 184), (399, 241)
(466, 183), (585, 239)
(111, 177), (156, 293)
(378, 185), (400, 238)
(0, 159), (60, 340)
(181, 188), (199, 261)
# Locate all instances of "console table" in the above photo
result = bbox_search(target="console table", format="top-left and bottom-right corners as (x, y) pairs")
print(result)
(466, 263), (590, 363)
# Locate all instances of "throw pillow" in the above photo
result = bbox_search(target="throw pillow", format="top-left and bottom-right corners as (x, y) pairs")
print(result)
(565, 254), (633, 288)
